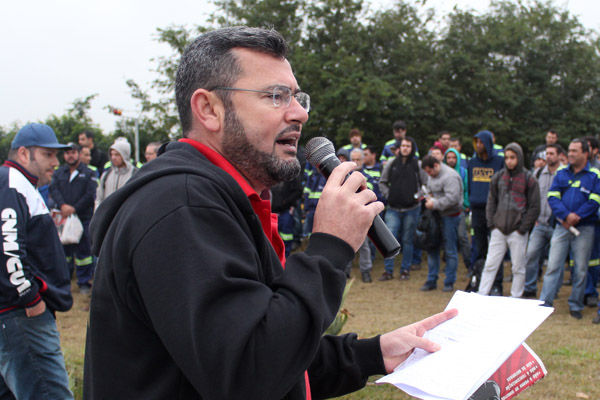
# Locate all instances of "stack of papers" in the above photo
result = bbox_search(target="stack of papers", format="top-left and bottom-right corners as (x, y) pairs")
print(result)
(376, 291), (553, 400)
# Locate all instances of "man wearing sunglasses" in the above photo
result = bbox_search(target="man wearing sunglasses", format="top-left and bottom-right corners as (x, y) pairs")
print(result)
(84, 26), (456, 399)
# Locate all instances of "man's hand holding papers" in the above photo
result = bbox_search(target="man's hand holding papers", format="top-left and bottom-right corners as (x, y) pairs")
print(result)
(380, 309), (459, 373)
(377, 291), (553, 400)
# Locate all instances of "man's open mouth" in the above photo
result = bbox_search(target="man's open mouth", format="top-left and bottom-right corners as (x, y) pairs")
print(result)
(276, 137), (297, 147)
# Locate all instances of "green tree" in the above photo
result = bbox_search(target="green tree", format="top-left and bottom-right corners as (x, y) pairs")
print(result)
(436, 0), (600, 157)
(355, 2), (438, 151)
(116, 24), (221, 147)
(44, 94), (107, 148)
(123, 0), (600, 161)
(0, 124), (19, 162)
(212, 0), (437, 152)
(0, 95), (106, 162)
(214, 0), (305, 45)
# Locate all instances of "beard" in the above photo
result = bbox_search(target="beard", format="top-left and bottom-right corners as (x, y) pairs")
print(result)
(221, 108), (301, 188)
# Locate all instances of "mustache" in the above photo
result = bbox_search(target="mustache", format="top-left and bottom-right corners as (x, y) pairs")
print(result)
(275, 125), (301, 140)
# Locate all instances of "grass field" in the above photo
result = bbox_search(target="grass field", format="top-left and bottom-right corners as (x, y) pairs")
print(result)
(57, 253), (600, 399)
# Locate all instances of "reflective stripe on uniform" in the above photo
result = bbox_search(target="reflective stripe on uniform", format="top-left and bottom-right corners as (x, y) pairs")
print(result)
(279, 232), (294, 241)
(75, 256), (94, 266)
(547, 191), (561, 199)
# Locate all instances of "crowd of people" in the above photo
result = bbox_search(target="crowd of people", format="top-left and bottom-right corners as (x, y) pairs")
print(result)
(299, 124), (600, 326)
(0, 25), (598, 399)
(0, 124), (161, 398)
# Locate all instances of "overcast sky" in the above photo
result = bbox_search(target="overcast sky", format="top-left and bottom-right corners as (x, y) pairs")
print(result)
(1, 0), (597, 135)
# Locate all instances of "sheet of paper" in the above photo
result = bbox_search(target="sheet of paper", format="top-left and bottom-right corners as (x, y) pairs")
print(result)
(376, 291), (553, 400)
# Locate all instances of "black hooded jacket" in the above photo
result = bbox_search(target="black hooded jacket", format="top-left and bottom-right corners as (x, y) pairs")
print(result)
(83, 141), (385, 400)
(379, 137), (425, 209)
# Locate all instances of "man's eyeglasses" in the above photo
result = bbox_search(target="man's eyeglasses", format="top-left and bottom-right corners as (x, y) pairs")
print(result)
(211, 86), (310, 113)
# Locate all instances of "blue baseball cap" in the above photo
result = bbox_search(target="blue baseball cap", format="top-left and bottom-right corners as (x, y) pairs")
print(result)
(11, 123), (70, 150)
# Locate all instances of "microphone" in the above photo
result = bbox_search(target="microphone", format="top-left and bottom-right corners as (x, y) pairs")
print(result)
(305, 137), (401, 258)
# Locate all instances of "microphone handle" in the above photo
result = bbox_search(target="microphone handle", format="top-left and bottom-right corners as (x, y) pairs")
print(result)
(316, 157), (401, 259)
(368, 215), (401, 259)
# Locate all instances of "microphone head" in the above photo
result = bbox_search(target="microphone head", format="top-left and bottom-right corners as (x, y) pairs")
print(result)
(305, 137), (336, 169)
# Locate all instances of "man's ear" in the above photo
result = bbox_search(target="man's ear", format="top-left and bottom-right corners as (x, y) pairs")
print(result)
(190, 89), (224, 133)
(16, 146), (31, 167)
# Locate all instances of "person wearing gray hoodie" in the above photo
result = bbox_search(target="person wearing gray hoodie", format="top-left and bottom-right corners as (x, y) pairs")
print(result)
(478, 143), (540, 298)
(96, 138), (137, 206)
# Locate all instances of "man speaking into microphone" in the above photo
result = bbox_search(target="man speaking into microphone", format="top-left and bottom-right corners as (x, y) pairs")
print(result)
(84, 26), (456, 399)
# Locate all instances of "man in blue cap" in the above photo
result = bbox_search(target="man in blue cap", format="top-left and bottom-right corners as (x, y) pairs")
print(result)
(0, 123), (74, 398)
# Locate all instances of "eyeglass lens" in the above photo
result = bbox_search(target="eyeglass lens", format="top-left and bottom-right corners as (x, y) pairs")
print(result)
(272, 87), (310, 112)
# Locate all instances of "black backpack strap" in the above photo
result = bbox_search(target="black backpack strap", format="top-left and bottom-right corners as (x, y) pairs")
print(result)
(100, 167), (112, 190)
(535, 167), (543, 180)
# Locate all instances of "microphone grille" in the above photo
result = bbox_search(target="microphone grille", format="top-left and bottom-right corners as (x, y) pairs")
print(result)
(305, 137), (335, 168)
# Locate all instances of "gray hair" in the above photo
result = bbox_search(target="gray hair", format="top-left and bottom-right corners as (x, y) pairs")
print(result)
(175, 26), (289, 135)
(350, 148), (364, 159)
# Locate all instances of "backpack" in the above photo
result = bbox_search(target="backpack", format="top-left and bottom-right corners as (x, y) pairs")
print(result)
(413, 205), (442, 251)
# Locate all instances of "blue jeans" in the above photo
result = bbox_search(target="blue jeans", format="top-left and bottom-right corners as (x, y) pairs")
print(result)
(524, 224), (554, 293)
(0, 308), (72, 399)
(383, 207), (419, 275)
(540, 224), (595, 312)
(412, 247), (422, 265)
(369, 239), (377, 263)
(426, 215), (459, 286)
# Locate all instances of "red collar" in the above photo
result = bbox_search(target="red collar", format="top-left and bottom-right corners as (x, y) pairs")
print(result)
(3, 160), (38, 186)
(179, 139), (286, 266)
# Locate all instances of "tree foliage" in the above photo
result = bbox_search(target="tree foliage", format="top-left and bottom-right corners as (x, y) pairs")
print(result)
(44, 94), (106, 147)
(2, 0), (598, 163)
(0, 95), (109, 162)
(130, 0), (599, 160)
(0, 124), (20, 163)
(436, 0), (600, 155)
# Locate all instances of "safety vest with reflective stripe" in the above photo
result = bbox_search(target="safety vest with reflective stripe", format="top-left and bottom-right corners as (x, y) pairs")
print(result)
(547, 163), (600, 226)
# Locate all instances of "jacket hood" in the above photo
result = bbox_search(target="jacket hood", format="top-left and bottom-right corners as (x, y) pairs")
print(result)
(402, 136), (418, 160)
(90, 142), (248, 255)
(109, 138), (132, 167)
(473, 130), (495, 159)
(504, 142), (524, 174)
(336, 148), (350, 160)
(431, 141), (446, 153)
(444, 148), (462, 175)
